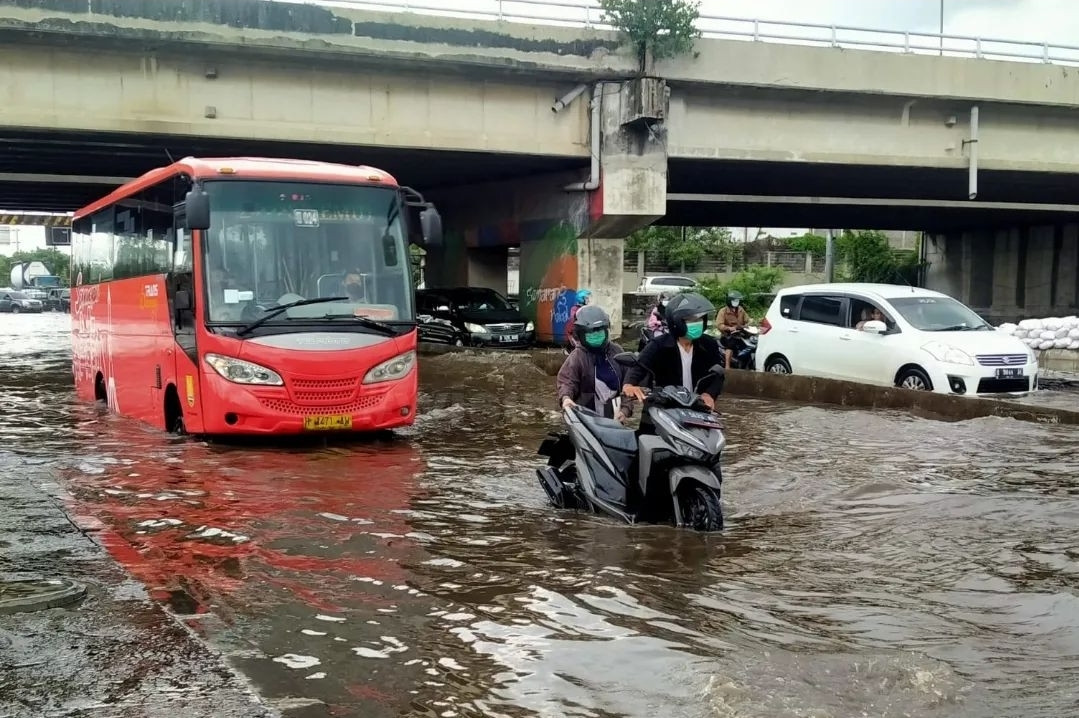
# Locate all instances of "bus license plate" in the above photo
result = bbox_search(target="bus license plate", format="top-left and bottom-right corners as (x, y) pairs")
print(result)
(499, 334), (518, 343)
(995, 368), (1023, 379)
(304, 414), (353, 430)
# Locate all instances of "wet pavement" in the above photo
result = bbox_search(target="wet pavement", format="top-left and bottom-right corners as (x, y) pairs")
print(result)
(2, 312), (1079, 717)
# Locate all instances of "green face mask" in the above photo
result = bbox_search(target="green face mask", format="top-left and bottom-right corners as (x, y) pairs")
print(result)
(583, 329), (607, 348)
(685, 320), (705, 340)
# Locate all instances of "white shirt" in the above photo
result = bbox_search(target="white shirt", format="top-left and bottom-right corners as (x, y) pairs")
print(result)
(678, 342), (693, 391)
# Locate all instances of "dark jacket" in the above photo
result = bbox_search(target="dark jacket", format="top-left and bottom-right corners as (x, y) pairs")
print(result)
(625, 333), (726, 398)
(556, 342), (636, 418)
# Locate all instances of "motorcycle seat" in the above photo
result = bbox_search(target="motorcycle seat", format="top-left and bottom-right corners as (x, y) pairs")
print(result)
(576, 411), (638, 453)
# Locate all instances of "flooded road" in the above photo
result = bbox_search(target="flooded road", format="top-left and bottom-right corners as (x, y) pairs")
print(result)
(3, 312), (1079, 717)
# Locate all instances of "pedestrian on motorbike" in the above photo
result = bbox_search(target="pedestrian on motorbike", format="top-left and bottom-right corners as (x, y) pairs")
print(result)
(716, 290), (751, 369)
(563, 289), (592, 353)
(622, 292), (726, 411)
(638, 292), (671, 350)
(557, 305), (636, 424)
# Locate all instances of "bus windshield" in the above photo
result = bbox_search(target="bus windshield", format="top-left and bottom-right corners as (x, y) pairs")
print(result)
(202, 181), (413, 327)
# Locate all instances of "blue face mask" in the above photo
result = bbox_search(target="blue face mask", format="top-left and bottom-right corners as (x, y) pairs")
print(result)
(685, 320), (705, 340)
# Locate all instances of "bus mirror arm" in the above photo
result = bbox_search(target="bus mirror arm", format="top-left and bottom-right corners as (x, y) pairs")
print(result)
(184, 188), (211, 230)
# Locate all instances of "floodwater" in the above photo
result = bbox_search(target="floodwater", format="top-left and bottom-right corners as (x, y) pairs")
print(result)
(3, 312), (1079, 718)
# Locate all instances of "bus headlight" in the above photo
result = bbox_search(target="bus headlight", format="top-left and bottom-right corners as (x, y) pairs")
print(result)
(204, 354), (284, 386)
(363, 351), (416, 385)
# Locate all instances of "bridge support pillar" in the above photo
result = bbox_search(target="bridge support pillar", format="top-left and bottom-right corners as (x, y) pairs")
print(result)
(426, 79), (668, 343)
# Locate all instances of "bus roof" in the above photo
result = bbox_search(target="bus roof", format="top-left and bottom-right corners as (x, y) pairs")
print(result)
(73, 157), (400, 220)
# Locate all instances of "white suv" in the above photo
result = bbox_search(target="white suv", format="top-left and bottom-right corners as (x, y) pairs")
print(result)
(637, 275), (698, 294)
(755, 283), (1038, 395)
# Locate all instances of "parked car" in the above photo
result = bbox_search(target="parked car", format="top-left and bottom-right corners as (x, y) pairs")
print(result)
(416, 287), (535, 349)
(637, 275), (699, 294)
(755, 283), (1038, 395)
(0, 290), (44, 313)
(44, 288), (70, 312)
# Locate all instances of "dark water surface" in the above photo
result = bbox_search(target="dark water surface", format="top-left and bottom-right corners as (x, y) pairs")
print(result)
(2, 313), (1078, 717)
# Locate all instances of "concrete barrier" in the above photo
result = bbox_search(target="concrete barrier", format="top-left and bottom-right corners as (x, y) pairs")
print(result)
(522, 351), (1079, 426)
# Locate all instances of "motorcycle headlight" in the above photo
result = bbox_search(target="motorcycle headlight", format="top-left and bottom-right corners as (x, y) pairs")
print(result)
(363, 351), (415, 385)
(465, 322), (489, 334)
(525, 321), (535, 332)
(204, 353), (284, 385)
(921, 341), (974, 366)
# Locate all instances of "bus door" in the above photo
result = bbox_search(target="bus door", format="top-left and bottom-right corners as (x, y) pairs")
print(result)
(167, 220), (202, 432)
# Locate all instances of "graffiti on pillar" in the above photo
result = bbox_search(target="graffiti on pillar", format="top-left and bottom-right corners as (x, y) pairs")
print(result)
(519, 224), (579, 343)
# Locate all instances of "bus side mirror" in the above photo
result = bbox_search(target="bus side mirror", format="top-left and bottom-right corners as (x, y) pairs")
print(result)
(184, 188), (211, 231)
(420, 206), (443, 247)
(174, 290), (192, 312)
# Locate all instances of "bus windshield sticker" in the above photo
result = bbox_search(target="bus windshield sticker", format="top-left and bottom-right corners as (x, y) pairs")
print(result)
(293, 209), (320, 227)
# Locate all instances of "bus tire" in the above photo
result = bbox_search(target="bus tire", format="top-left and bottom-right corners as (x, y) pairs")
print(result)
(164, 385), (185, 435)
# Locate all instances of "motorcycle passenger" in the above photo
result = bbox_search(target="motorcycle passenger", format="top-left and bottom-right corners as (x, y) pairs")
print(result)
(623, 292), (726, 412)
(647, 292), (671, 335)
(557, 305), (636, 424)
(716, 290), (751, 369)
(563, 288), (593, 352)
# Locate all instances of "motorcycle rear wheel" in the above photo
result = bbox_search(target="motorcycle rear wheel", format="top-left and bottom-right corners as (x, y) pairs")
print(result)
(677, 483), (723, 531)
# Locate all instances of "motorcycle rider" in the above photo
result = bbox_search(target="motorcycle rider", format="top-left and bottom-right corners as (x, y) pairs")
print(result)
(716, 290), (751, 369)
(622, 292), (726, 412)
(557, 305), (636, 424)
(563, 288), (593, 352)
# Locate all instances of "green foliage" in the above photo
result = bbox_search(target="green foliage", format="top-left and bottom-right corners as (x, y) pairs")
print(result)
(626, 225), (734, 271)
(0, 248), (71, 287)
(784, 232), (827, 256)
(834, 230), (924, 285)
(599, 0), (702, 66)
(696, 265), (785, 317)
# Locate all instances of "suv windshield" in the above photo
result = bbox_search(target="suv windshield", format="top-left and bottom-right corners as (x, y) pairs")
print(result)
(889, 295), (991, 331)
(444, 288), (513, 312)
(202, 181), (412, 327)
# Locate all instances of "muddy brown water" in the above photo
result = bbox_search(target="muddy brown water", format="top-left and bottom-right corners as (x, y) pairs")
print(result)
(2, 313), (1079, 718)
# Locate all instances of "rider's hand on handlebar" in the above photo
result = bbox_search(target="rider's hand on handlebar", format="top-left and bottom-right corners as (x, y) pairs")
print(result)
(622, 384), (647, 401)
(561, 397), (577, 410)
(700, 393), (716, 411)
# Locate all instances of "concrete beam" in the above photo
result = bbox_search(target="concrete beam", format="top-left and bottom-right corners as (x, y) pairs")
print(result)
(0, 42), (590, 157)
(0, 172), (132, 185)
(669, 193), (1079, 213)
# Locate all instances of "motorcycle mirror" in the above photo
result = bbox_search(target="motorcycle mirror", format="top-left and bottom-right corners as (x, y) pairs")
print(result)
(612, 352), (639, 368)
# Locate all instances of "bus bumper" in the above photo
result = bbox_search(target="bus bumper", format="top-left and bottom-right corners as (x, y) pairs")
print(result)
(197, 370), (418, 435)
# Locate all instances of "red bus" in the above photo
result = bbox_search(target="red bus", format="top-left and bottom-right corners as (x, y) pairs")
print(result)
(70, 157), (443, 436)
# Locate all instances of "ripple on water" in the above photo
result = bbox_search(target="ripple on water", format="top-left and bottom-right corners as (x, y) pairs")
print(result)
(4, 318), (1079, 717)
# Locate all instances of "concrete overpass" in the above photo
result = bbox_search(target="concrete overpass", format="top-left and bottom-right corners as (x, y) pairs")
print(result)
(3, 0), (1079, 333)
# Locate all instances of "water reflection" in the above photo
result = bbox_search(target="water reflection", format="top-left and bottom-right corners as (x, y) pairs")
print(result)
(2, 313), (1079, 717)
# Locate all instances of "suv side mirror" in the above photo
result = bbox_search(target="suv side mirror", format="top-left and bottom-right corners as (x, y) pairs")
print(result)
(420, 206), (443, 247)
(862, 320), (887, 334)
(174, 289), (192, 312)
(184, 188), (211, 231)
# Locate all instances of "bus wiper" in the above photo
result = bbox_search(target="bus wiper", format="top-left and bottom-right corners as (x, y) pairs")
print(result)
(236, 296), (349, 336)
(321, 313), (399, 336)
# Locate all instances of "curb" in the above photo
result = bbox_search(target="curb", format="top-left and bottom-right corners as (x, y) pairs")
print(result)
(0, 578), (87, 615)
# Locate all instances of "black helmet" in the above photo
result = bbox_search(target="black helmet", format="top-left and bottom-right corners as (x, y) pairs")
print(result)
(657, 291), (671, 306)
(665, 292), (715, 338)
(573, 304), (611, 349)
(726, 290), (744, 307)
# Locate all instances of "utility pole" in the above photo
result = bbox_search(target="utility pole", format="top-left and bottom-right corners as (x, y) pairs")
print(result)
(939, 0), (944, 56)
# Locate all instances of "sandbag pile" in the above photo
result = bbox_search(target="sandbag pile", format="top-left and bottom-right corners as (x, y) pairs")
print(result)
(997, 317), (1079, 351)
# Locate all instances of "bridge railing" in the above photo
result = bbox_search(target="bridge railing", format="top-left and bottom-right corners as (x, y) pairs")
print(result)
(305, 0), (1079, 67)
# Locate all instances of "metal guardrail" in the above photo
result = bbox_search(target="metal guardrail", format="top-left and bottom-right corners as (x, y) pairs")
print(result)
(301, 0), (1079, 66)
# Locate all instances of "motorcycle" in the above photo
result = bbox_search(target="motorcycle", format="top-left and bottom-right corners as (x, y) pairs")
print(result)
(726, 325), (759, 371)
(536, 352), (726, 531)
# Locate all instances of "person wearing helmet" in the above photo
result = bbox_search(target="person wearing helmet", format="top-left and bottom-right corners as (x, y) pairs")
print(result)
(622, 292), (725, 411)
(557, 304), (636, 424)
(563, 288), (593, 351)
(716, 290), (751, 369)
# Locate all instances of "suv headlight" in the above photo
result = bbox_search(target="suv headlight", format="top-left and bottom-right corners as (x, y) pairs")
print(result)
(204, 353), (284, 385)
(465, 322), (489, 334)
(525, 321), (535, 332)
(921, 341), (973, 365)
(363, 351), (416, 384)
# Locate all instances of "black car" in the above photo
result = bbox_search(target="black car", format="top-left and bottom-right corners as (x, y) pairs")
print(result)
(417, 287), (535, 349)
(44, 288), (70, 312)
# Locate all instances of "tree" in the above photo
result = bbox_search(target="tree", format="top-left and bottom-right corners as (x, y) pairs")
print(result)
(835, 230), (924, 285)
(599, 0), (702, 71)
(697, 266), (786, 318)
(626, 225), (733, 271)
